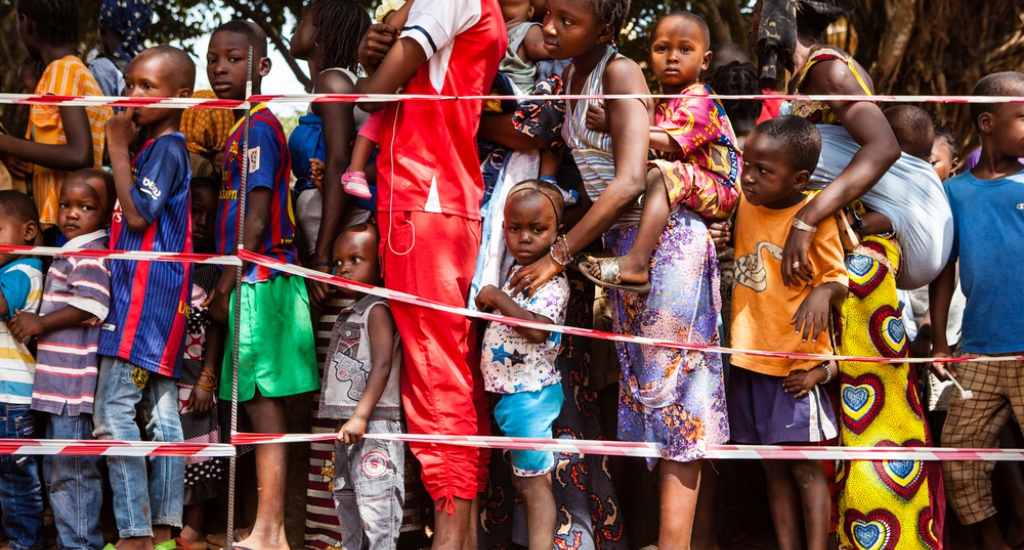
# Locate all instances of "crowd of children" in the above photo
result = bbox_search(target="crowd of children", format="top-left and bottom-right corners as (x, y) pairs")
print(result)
(1, 0), (1024, 550)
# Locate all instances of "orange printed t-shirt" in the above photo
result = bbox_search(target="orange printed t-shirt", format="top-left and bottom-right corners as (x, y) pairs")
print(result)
(729, 193), (848, 376)
(29, 56), (113, 227)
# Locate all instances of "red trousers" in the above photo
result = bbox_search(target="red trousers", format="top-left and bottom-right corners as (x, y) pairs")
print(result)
(379, 210), (489, 509)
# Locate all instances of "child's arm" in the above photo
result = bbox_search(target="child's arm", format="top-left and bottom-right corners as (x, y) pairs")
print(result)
(106, 109), (151, 233)
(520, 24), (551, 63)
(308, 69), (359, 309)
(649, 128), (682, 153)
(189, 321), (223, 415)
(8, 306), (94, 344)
(790, 282), (847, 343)
(210, 188), (273, 324)
(0, 106), (94, 172)
(858, 211), (894, 236)
(782, 361), (835, 399)
(338, 305), (397, 444)
(539, 148), (561, 181)
(474, 285), (552, 343)
(928, 260), (957, 379)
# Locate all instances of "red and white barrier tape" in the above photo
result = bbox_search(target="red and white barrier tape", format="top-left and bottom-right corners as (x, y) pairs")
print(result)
(240, 250), (1020, 366)
(231, 432), (1024, 462)
(0, 439), (234, 457)
(0, 243), (1012, 365)
(0, 244), (241, 266)
(0, 92), (1022, 109)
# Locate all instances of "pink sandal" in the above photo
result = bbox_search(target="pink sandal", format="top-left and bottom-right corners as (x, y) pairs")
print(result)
(341, 170), (372, 199)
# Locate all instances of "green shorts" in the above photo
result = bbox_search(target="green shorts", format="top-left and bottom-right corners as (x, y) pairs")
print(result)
(219, 275), (319, 402)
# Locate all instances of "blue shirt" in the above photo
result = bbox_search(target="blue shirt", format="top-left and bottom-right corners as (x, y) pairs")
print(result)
(216, 104), (299, 283)
(99, 133), (193, 378)
(944, 168), (1024, 354)
(0, 258), (44, 404)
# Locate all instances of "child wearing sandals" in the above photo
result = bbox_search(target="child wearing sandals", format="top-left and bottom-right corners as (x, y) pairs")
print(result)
(476, 181), (569, 550)
(582, 12), (741, 292)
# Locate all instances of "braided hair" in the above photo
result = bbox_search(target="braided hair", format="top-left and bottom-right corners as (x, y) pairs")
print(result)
(16, 0), (79, 47)
(308, 0), (371, 73)
(707, 61), (763, 131)
(586, 0), (630, 39)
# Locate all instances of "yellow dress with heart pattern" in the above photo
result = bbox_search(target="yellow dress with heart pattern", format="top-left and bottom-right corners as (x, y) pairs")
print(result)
(835, 236), (944, 550)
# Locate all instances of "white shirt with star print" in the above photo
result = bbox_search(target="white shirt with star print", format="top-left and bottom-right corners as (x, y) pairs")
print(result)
(480, 266), (570, 394)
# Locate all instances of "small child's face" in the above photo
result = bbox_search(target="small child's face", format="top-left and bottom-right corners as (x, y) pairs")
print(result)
(499, 0), (533, 24)
(541, 0), (607, 61)
(124, 54), (192, 127)
(648, 16), (711, 92)
(18, 63), (39, 95)
(983, 103), (1024, 161)
(191, 188), (219, 253)
(0, 211), (38, 266)
(929, 139), (956, 182)
(740, 130), (807, 208)
(207, 31), (268, 101)
(503, 193), (558, 265)
(58, 178), (109, 240)
(332, 230), (381, 286)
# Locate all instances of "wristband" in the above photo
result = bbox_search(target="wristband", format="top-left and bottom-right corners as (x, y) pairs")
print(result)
(539, 176), (558, 184)
(792, 218), (817, 233)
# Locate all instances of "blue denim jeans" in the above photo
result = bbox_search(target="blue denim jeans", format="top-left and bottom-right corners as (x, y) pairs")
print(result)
(93, 357), (184, 538)
(0, 403), (43, 550)
(44, 410), (104, 550)
(333, 419), (405, 550)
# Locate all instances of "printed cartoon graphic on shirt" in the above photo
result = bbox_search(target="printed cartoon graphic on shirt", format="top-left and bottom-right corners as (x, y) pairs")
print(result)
(734, 241), (784, 292)
(330, 322), (370, 404)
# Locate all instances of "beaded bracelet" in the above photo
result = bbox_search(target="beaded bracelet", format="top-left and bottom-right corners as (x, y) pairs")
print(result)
(550, 239), (570, 267)
(195, 380), (215, 392)
(821, 362), (833, 384)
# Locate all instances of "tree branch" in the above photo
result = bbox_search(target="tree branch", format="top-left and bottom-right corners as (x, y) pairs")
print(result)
(221, 0), (313, 92)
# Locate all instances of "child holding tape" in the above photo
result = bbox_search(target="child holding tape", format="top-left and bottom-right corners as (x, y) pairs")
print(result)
(477, 180), (569, 550)
(931, 71), (1024, 550)
(320, 223), (405, 550)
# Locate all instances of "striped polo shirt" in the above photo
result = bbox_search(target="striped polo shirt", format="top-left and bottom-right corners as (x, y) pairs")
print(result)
(32, 231), (110, 416)
(98, 133), (193, 379)
(0, 258), (44, 404)
(216, 104), (299, 282)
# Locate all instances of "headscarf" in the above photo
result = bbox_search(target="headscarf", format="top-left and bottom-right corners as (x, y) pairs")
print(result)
(180, 90), (235, 155)
(756, 0), (854, 89)
(100, 0), (154, 61)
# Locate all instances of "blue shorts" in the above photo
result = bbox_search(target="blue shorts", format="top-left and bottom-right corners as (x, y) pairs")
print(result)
(727, 366), (837, 445)
(492, 383), (564, 477)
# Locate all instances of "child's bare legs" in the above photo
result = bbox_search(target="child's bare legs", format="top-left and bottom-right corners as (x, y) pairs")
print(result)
(658, 459), (701, 550)
(588, 168), (670, 286)
(512, 474), (556, 550)
(432, 497), (477, 550)
(240, 394), (289, 550)
(153, 526), (172, 545)
(180, 504), (205, 547)
(691, 461), (720, 550)
(996, 424), (1024, 547)
(763, 459), (830, 550)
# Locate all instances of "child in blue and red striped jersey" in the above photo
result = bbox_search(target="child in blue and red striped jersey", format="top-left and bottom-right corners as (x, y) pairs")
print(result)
(206, 20), (319, 550)
(8, 169), (114, 550)
(95, 45), (196, 550)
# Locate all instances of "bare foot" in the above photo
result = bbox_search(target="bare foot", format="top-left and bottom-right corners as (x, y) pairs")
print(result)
(237, 526), (289, 550)
(586, 255), (650, 286)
